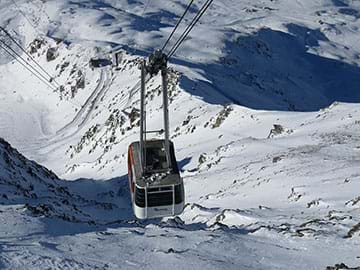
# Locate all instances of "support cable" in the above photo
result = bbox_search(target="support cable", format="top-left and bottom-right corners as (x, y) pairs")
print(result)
(0, 40), (58, 91)
(141, 0), (152, 16)
(161, 0), (195, 52)
(0, 42), (81, 108)
(0, 26), (61, 87)
(167, 0), (214, 59)
(128, 0), (152, 56)
(0, 42), (57, 91)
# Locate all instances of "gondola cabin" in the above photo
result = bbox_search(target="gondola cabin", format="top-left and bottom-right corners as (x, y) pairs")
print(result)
(128, 139), (185, 219)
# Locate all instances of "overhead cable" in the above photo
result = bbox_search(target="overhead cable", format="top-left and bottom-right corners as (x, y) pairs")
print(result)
(141, 0), (152, 16)
(161, 0), (195, 52)
(0, 42), (57, 91)
(168, 0), (214, 59)
(0, 26), (60, 87)
(0, 40), (58, 90)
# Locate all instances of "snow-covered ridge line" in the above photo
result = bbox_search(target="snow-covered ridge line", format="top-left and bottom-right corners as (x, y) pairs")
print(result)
(1, 0), (360, 269)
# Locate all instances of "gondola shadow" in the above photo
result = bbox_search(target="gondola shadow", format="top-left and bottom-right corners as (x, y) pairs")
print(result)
(177, 157), (192, 173)
(35, 175), (165, 237)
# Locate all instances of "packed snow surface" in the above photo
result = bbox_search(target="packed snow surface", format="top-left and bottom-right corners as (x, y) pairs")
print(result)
(0, 0), (360, 269)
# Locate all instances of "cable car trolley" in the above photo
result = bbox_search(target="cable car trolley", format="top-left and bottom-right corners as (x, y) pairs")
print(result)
(127, 50), (185, 219)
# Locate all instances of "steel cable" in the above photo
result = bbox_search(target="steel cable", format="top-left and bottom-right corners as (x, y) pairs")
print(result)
(0, 26), (61, 87)
(0, 40), (58, 91)
(0, 42), (57, 91)
(167, 0), (214, 59)
(161, 0), (195, 52)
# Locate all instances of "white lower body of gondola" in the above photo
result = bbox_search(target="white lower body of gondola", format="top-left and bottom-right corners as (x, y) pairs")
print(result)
(132, 201), (184, 219)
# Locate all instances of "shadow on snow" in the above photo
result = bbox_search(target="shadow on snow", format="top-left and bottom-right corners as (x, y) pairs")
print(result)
(172, 24), (360, 111)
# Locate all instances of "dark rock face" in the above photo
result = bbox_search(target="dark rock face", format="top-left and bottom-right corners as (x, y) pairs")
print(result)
(326, 263), (360, 270)
(46, 47), (58, 61)
(0, 137), (58, 202)
(29, 38), (46, 54)
(0, 138), (131, 223)
(89, 58), (111, 68)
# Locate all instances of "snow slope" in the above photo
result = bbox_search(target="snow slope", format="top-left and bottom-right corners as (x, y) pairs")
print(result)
(0, 0), (360, 269)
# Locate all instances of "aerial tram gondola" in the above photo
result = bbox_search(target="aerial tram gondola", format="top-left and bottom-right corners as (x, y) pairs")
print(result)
(127, 50), (185, 219)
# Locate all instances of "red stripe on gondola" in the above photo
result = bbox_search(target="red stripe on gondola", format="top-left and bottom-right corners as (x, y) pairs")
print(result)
(127, 145), (135, 193)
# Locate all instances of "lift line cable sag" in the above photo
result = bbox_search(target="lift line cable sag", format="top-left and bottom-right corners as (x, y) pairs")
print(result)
(0, 42), (57, 91)
(0, 26), (61, 87)
(167, 0), (214, 59)
(0, 40), (58, 91)
(161, 0), (195, 52)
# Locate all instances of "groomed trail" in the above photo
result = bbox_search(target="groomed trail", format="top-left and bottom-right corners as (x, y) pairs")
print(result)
(55, 68), (110, 136)
(13, 67), (114, 161)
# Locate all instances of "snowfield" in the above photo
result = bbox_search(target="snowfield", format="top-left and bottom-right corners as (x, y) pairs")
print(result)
(0, 0), (360, 269)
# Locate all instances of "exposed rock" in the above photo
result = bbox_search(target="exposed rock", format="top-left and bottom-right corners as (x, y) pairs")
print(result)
(268, 124), (293, 138)
(46, 47), (58, 61)
(29, 38), (46, 54)
(326, 263), (360, 270)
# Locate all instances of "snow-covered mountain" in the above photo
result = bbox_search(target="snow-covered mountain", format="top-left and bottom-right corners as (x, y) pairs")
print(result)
(0, 0), (360, 269)
(0, 136), (134, 223)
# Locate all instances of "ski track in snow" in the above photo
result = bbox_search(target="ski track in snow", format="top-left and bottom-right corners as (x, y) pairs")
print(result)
(39, 68), (113, 150)
(55, 68), (108, 136)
